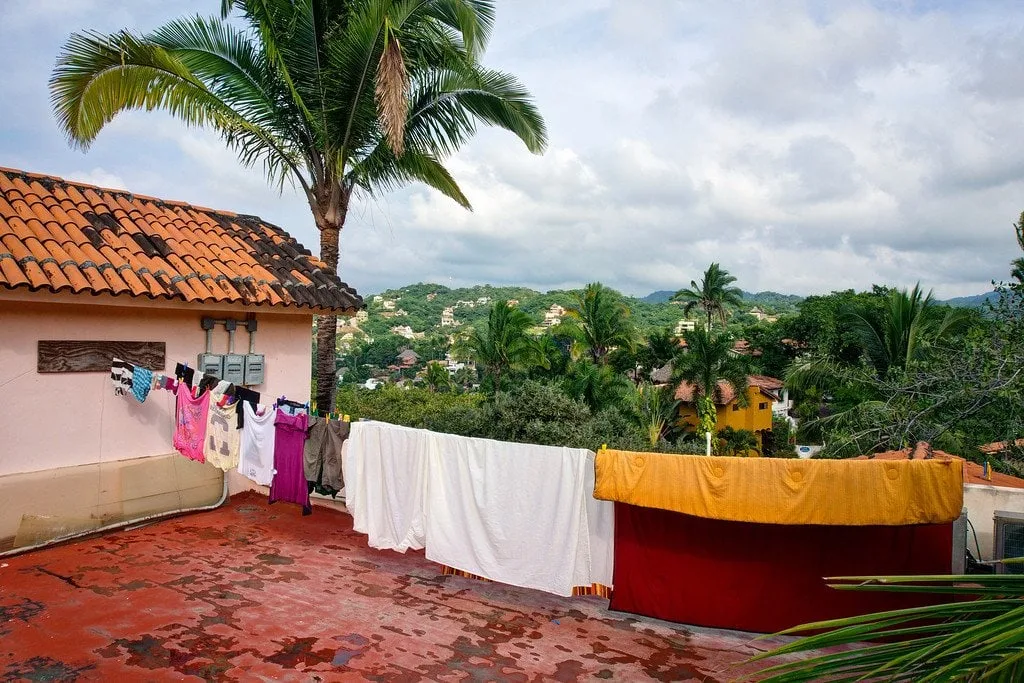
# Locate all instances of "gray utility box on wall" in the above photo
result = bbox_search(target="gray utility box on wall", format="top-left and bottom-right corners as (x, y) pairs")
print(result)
(222, 353), (246, 385)
(243, 354), (265, 386)
(197, 353), (224, 378)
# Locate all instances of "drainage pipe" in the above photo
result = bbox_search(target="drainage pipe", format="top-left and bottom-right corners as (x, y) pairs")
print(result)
(0, 471), (229, 559)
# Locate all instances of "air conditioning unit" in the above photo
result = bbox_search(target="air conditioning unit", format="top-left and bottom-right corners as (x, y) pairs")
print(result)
(993, 510), (1024, 574)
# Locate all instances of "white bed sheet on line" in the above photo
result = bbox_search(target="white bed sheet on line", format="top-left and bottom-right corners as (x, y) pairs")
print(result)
(343, 421), (429, 552)
(342, 420), (614, 597)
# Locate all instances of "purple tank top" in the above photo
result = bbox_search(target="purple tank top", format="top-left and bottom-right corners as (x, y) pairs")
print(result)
(269, 410), (311, 515)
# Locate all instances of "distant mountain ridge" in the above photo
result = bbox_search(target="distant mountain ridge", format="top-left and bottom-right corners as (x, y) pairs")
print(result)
(642, 289), (805, 307)
(642, 288), (996, 309)
(942, 291), (999, 308)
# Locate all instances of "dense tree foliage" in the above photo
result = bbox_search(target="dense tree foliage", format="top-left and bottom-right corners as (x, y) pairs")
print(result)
(563, 283), (637, 364)
(333, 244), (1019, 469)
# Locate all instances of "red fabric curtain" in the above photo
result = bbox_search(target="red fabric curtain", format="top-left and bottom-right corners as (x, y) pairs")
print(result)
(609, 503), (953, 634)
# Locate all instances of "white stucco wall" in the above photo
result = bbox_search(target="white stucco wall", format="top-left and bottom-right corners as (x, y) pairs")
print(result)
(0, 295), (314, 477)
(963, 483), (1024, 561)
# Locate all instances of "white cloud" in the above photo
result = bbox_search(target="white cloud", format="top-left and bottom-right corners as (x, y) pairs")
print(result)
(2, 0), (1022, 299)
(68, 167), (128, 190)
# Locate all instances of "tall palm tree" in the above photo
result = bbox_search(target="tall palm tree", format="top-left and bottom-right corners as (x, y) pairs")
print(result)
(564, 282), (636, 364)
(674, 327), (749, 453)
(50, 0), (547, 410)
(842, 283), (972, 377)
(462, 301), (544, 394)
(672, 263), (744, 330)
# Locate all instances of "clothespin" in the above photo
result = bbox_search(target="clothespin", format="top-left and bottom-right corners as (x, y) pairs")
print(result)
(311, 400), (317, 415)
(986, 460), (992, 481)
(600, 443), (607, 452)
(343, 414), (350, 422)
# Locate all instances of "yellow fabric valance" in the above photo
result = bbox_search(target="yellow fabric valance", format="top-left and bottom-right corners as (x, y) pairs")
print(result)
(594, 449), (964, 526)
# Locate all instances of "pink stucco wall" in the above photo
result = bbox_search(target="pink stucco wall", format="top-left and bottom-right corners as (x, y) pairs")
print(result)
(0, 295), (314, 477)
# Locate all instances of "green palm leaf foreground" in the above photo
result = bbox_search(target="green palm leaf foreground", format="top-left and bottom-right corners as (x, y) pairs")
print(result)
(751, 573), (1024, 682)
(50, 0), (547, 410)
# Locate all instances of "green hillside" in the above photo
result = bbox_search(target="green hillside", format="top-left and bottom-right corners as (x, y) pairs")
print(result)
(357, 282), (804, 341)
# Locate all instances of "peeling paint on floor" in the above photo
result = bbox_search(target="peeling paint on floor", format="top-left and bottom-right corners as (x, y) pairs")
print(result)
(0, 491), (791, 681)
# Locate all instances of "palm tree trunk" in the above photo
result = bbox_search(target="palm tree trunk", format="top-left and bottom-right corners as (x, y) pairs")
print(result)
(315, 220), (341, 411)
(312, 181), (351, 413)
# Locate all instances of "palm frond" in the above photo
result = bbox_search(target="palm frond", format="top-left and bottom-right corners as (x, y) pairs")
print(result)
(406, 66), (547, 157)
(355, 144), (469, 208)
(421, 0), (495, 56)
(51, 29), (227, 147)
(751, 575), (1024, 683)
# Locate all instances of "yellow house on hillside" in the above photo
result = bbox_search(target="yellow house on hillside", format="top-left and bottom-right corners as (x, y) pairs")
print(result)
(675, 375), (784, 452)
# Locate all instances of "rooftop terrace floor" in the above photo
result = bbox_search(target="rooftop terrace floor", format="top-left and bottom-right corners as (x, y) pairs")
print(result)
(1, 492), (793, 681)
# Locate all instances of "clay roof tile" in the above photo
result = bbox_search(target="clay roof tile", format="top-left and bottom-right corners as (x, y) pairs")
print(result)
(0, 167), (361, 311)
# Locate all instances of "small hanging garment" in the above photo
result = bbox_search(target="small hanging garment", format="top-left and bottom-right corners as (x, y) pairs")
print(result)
(269, 410), (312, 515)
(110, 358), (134, 397)
(173, 383), (210, 462)
(198, 374), (219, 394)
(131, 366), (153, 403)
(175, 362), (195, 389)
(320, 420), (350, 494)
(277, 398), (308, 416)
(110, 358), (126, 396)
(205, 402), (241, 471)
(234, 386), (262, 429)
(303, 416), (329, 486)
(239, 402), (276, 485)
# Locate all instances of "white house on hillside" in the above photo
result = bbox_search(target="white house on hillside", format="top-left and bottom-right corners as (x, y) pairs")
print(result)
(441, 307), (458, 327)
(675, 319), (696, 335)
(543, 304), (566, 327)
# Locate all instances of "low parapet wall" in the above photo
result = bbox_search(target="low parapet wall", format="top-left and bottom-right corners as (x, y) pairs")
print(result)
(0, 453), (223, 551)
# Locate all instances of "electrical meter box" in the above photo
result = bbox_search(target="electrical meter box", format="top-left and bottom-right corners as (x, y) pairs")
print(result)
(197, 353), (224, 378)
(243, 354), (265, 386)
(222, 353), (246, 384)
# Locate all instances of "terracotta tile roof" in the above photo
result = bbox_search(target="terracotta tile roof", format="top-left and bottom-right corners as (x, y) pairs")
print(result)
(674, 375), (783, 404)
(749, 374), (785, 391)
(0, 167), (362, 313)
(676, 338), (763, 356)
(852, 442), (1024, 489)
(978, 438), (1024, 455)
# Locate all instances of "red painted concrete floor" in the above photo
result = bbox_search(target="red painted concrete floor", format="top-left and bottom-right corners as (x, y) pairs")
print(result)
(1, 492), (795, 682)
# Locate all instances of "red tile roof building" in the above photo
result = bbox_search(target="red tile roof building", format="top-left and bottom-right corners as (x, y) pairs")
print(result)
(0, 167), (361, 313)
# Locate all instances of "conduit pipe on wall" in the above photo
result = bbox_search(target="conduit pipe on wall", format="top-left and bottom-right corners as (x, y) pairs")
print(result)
(0, 472), (229, 559)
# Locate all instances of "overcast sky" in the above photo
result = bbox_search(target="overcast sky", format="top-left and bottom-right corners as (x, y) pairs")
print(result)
(2, 1), (1022, 298)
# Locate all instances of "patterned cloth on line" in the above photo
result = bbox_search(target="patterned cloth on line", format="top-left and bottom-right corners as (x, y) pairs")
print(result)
(131, 366), (153, 403)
